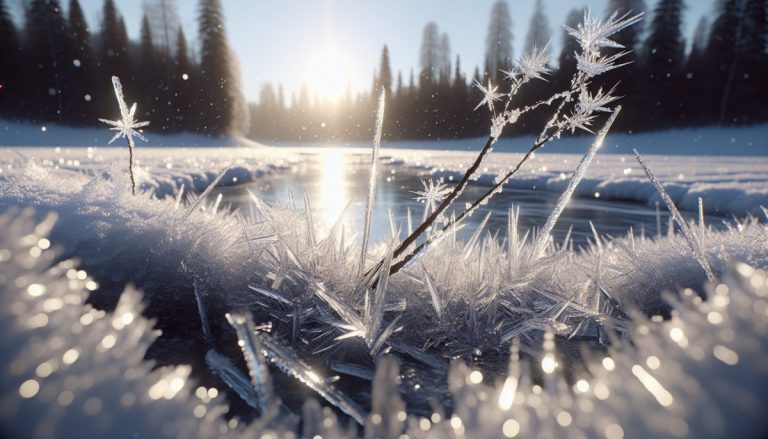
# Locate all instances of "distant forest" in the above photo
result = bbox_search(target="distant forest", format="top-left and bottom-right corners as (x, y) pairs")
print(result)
(0, 0), (246, 136)
(0, 0), (766, 142)
(251, 0), (768, 142)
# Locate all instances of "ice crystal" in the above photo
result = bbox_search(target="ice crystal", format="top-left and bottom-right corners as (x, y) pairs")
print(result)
(98, 76), (150, 146)
(576, 86), (620, 115)
(518, 42), (552, 81)
(634, 149), (716, 281)
(565, 10), (644, 52)
(412, 178), (451, 220)
(98, 76), (149, 195)
(534, 107), (621, 258)
(473, 78), (503, 112)
(360, 87), (386, 274)
(564, 10), (644, 77)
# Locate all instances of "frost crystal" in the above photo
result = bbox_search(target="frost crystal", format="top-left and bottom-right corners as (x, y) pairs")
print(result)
(473, 78), (503, 112)
(518, 42), (552, 81)
(564, 10), (644, 77)
(360, 87), (386, 274)
(99, 76), (149, 195)
(99, 76), (149, 146)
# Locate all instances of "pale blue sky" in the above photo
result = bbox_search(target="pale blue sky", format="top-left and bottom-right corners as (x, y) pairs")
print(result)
(9, 0), (715, 102)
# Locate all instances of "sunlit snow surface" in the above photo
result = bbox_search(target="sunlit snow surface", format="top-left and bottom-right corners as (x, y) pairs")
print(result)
(0, 139), (767, 436)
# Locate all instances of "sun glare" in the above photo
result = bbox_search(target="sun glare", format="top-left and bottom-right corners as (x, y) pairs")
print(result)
(305, 50), (351, 102)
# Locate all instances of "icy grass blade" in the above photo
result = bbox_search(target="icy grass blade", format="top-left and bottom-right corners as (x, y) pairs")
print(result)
(365, 238), (395, 351)
(463, 210), (492, 260)
(256, 329), (367, 425)
(248, 284), (294, 305)
(422, 263), (443, 320)
(359, 87), (386, 275)
(173, 183), (185, 211)
(314, 283), (365, 331)
(533, 106), (621, 259)
(193, 279), (212, 344)
(205, 349), (261, 411)
(182, 167), (230, 222)
(634, 149), (716, 281)
(225, 312), (279, 416)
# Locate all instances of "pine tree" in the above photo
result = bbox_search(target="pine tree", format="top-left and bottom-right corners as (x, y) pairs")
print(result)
(450, 54), (469, 137)
(683, 16), (710, 126)
(419, 22), (441, 84)
(97, 0), (131, 119)
(484, 0), (513, 82)
(438, 33), (451, 82)
(639, 0), (686, 128)
(174, 26), (192, 130)
(198, 0), (239, 135)
(68, 0), (95, 123)
(26, 0), (77, 122)
(0, 0), (24, 118)
(138, 15), (158, 123)
(377, 45), (392, 98)
(523, 0), (551, 56)
(712, 0), (768, 123)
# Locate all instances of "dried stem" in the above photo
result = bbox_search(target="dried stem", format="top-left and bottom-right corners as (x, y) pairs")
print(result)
(127, 135), (136, 195)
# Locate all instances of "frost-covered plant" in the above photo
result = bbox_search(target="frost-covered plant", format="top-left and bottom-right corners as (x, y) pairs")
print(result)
(2, 206), (767, 438)
(99, 76), (150, 195)
(370, 10), (644, 278)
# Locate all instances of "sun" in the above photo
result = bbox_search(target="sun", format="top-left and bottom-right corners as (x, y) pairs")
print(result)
(305, 50), (351, 102)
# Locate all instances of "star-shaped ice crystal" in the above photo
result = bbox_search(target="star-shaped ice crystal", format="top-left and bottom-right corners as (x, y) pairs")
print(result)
(473, 78), (504, 112)
(99, 76), (149, 145)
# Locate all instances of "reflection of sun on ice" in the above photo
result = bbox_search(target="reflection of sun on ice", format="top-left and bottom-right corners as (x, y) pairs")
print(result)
(319, 149), (349, 228)
(306, 50), (350, 102)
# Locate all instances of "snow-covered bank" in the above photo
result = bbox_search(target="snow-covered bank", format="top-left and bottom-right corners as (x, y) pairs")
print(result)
(0, 146), (300, 198)
(379, 148), (768, 216)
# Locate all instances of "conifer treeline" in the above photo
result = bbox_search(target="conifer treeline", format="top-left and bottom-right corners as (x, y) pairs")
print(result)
(0, 0), (246, 136)
(250, 0), (768, 142)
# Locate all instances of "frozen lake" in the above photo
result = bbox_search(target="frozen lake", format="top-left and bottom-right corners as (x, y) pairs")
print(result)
(214, 148), (726, 248)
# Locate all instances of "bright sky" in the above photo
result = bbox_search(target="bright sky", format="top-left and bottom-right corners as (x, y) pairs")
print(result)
(10, 0), (715, 103)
